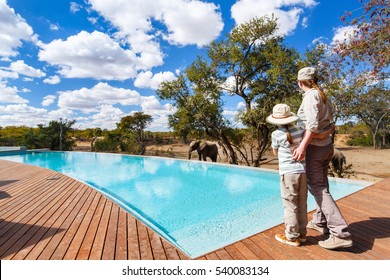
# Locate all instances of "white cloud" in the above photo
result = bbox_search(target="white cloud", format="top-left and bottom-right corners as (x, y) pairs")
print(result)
(9, 60), (46, 78)
(331, 25), (357, 45)
(0, 104), (48, 126)
(87, 104), (125, 130)
(139, 95), (175, 131)
(43, 75), (61, 84)
(57, 82), (141, 113)
(231, 0), (317, 36)
(134, 71), (176, 89)
(0, 0), (34, 57)
(49, 23), (59, 31)
(88, 0), (223, 69)
(160, 0), (224, 47)
(312, 36), (326, 45)
(42, 95), (57, 106)
(301, 17), (309, 28)
(70, 2), (82, 13)
(0, 81), (29, 104)
(38, 31), (139, 80)
(0, 68), (19, 79)
(47, 108), (74, 120)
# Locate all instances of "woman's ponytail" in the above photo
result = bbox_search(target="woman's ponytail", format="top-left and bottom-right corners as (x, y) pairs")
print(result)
(300, 80), (326, 102)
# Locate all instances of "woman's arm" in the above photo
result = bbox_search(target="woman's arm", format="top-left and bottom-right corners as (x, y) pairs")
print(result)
(312, 124), (335, 140)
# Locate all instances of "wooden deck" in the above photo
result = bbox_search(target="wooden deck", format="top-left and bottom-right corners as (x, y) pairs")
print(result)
(0, 159), (389, 260)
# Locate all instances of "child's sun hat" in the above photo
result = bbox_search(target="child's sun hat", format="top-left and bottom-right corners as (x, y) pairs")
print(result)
(266, 104), (299, 125)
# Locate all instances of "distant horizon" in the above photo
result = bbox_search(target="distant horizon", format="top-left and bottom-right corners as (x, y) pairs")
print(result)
(1, 0), (362, 132)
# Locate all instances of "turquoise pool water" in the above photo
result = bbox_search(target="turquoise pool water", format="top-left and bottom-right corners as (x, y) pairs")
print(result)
(0, 151), (370, 257)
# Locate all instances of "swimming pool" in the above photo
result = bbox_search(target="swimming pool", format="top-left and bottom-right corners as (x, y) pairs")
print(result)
(0, 151), (370, 258)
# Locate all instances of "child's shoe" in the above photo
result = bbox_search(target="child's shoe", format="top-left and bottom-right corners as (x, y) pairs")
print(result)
(275, 234), (300, 247)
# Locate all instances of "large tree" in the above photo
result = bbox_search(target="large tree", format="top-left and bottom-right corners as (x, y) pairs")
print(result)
(332, 0), (390, 148)
(207, 15), (300, 166)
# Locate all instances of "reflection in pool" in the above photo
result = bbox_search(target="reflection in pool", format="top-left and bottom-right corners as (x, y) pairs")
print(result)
(0, 151), (370, 257)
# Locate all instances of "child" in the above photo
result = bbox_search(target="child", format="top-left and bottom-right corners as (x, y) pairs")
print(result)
(266, 104), (307, 247)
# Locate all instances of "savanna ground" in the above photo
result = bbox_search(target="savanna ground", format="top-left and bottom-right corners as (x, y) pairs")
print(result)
(76, 134), (390, 183)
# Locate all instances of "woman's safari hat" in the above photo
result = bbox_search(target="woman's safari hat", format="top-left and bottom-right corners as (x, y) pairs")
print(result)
(266, 104), (299, 125)
(298, 66), (317, 81)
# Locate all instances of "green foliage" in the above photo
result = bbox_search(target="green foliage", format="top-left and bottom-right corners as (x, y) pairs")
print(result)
(42, 119), (76, 151)
(346, 130), (374, 146)
(0, 119), (76, 150)
(116, 112), (152, 154)
(94, 130), (122, 152)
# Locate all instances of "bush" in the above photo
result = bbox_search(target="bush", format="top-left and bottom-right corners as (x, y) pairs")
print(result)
(346, 130), (373, 146)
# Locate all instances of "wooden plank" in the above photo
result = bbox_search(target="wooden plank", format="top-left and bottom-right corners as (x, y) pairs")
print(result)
(221, 244), (246, 260)
(63, 191), (101, 260)
(162, 241), (181, 260)
(240, 237), (272, 259)
(148, 228), (167, 260)
(0, 177), (77, 258)
(37, 182), (91, 260)
(50, 185), (95, 260)
(24, 180), (85, 260)
(231, 242), (260, 260)
(89, 199), (113, 260)
(204, 252), (220, 260)
(127, 215), (140, 260)
(8, 179), (80, 260)
(101, 202), (119, 260)
(214, 248), (233, 260)
(115, 208), (128, 260)
(76, 195), (106, 260)
(138, 222), (153, 259)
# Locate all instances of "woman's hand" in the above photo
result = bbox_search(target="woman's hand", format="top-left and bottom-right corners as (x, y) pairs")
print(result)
(293, 145), (305, 161)
(293, 130), (315, 161)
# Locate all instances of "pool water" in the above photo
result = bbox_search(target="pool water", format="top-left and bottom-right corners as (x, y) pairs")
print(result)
(0, 151), (370, 257)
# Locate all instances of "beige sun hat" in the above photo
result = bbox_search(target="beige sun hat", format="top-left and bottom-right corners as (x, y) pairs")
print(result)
(298, 66), (317, 80)
(266, 104), (299, 125)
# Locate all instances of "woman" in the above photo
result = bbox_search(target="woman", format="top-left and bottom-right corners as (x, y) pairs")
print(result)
(292, 67), (352, 250)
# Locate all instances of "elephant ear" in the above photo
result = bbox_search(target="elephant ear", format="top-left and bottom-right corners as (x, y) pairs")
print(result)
(199, 141), (207, 151)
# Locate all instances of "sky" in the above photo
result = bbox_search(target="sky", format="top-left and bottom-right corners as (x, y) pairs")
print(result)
(0, 0), (363, 131)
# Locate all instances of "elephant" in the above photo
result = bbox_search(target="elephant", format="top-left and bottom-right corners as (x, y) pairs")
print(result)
(331, 147), (346, 177)
(188, 140), (218, 162)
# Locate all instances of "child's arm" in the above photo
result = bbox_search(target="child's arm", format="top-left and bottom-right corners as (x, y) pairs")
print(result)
(272, 148), (278, 156)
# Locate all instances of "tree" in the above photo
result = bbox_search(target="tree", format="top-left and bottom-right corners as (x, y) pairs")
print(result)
(39, 119), (76, 151)
(117, 112), (152, 155)
(158, 57), (240, 164)
(348, 84), (389, 149)
(336, 0), (390, 78)
(208, 15), (300, 166)
(157, 75), (194, 144)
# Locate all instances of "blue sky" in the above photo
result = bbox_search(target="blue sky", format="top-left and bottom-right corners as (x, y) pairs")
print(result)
(0, 0), (362, 131)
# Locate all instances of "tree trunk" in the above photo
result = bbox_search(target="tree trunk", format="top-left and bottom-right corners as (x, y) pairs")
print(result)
(220, 131), (238, 165)
(253, 124), (269, 167)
